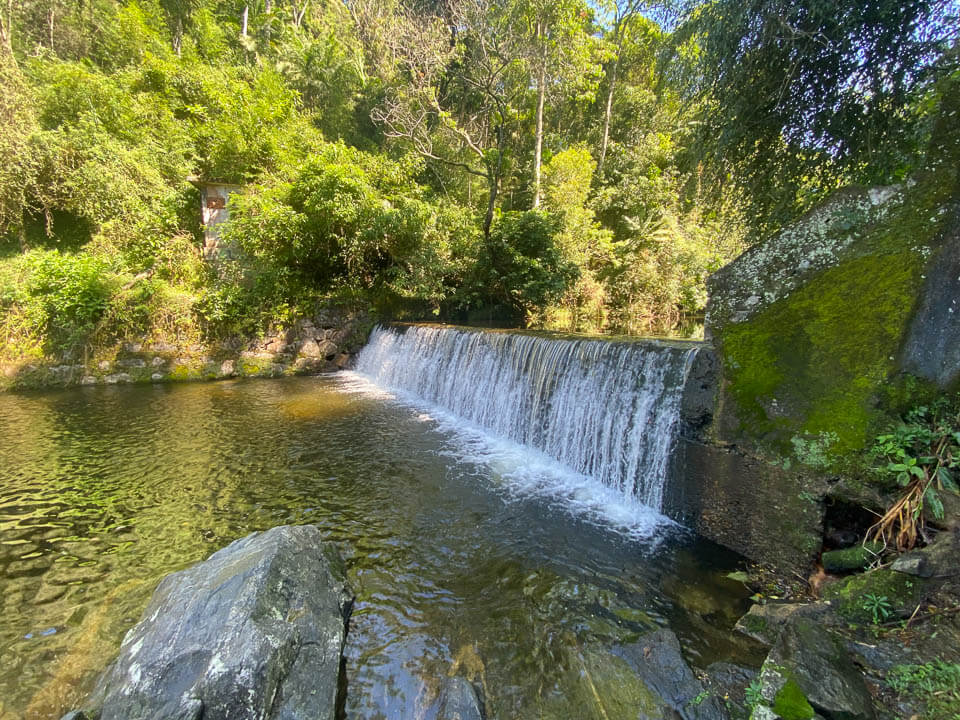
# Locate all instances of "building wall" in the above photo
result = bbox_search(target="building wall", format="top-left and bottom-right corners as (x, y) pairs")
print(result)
(200, 183), (242, 261)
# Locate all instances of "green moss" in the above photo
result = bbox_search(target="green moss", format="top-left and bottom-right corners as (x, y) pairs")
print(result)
(739, 612), (768, 635)
(822, 569), (924, 623)
(821, 543), (884, 573)
(715, 163), (956, 465)
(168, 363), (201, 381)
(772, 677), (815, 720)
(721, 250), (925, 456)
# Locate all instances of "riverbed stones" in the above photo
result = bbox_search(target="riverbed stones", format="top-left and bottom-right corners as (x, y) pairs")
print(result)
(77, 525), (353, 720)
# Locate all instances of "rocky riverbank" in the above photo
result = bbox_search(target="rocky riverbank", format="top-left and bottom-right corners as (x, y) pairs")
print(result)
(0, 304), (373, 391)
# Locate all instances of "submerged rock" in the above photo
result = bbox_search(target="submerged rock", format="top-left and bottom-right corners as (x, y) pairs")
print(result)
(614, 628), (729, 720)
(74, 525), (353, 720)
(436, 676), (484, 720)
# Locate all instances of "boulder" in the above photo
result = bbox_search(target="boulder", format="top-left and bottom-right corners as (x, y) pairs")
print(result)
(890, 528), (959, 578)
(822, 569), (925, 624)
(753, 617), (875, 720)
(703, 662), (756, 709)
(77, 525), (353, 720)
(613, 628), (729, 720)
(548, 631), (727, 720)
(900, 204), (960, 389)
(299, 339), (322, 358)
(734, 602), (833, 647)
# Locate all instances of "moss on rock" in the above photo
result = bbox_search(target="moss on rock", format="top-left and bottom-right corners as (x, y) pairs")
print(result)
(720, 250), (925, 455)
(708, 148), (957, 466)
(822, 569), (924, 624)
(772, 677), (815, 720)
(821, 543), (884, 573)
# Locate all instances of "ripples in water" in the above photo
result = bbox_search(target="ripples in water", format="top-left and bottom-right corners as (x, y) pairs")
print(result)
(0, 376), (759, 719)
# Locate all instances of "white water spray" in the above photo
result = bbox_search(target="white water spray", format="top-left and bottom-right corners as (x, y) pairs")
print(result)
(354, 325), (696, 512)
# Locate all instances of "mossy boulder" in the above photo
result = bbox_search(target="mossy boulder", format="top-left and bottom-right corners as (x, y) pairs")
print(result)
(691, 95), (960, 572)
(735, 603), (834, 647)
(752, 617), (875, 720)
(547, 629), (728, 720)
(706, 78), (960, 463)
(821, 543), (884, 573)
(822, 569), (925, 624)
(708, 174), (957, 459)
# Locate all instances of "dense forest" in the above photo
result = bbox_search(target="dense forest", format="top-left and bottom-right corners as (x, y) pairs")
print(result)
(0, 0), (956, 358)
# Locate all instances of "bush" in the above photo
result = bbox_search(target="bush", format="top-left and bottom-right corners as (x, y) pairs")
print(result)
(10, 250), (114, 354)
(468, 211), (579, 323)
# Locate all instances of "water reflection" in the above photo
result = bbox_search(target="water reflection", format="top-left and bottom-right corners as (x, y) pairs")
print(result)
(0, 377), (757, 719)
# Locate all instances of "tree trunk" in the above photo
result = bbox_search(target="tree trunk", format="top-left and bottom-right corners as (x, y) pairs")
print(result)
(483, 170), (498, 240)
(531, 21), (546, 210)
(48, 5), (54, 49)
(532, 61), (545, 209)
(598, 53), (619, 175)
(0, 0), (12, 50)
(172, 16), (183, 56)
(241, 4), (248, 36)
(483, 126), (506, 240)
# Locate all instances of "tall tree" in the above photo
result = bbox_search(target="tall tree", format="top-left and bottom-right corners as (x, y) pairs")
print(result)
(677, 0), (960, 231)
(596, 0), (644, 174)
(371, 0), (527, 238)
(519, 0), (602, 208)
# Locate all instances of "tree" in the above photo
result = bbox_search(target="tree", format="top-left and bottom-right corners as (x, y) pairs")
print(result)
(370, 0), (527, 238)
(677, 0), (960, 232)
(595, 0), (645, 174)
(518, 0), (603, 208)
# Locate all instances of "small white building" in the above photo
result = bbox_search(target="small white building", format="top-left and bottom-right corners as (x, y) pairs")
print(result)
(188, 176), (243, 262)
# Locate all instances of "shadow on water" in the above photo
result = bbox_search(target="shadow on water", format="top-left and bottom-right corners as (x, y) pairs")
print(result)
(0, 377), (760, 719)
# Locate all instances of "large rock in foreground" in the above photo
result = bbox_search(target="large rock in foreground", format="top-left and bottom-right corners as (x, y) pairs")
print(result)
(79, 525), (353, 720)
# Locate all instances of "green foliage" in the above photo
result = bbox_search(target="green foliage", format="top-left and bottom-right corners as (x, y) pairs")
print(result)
(678, 0), (958, 234)
(860, 593), (893, 625)
(0, 0), (953, 357)
(872, 401), (960, 503)
(1, 250), (113, 353)
(471, 211), (579, 323)
(887, 660), (960, 720)
(865, 398), (960, 549)
(744, 678), (763, 710)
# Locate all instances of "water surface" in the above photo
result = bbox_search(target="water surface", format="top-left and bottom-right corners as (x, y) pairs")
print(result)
(0, 376), (758, 719)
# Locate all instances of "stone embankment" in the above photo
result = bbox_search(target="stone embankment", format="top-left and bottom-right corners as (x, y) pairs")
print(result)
(1, 305), (372, 391)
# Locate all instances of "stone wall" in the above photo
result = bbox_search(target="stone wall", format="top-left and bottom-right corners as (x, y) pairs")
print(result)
(0, 304), (372, 391)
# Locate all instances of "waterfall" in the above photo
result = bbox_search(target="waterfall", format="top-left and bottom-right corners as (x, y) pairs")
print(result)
(354, 325), (696, 512)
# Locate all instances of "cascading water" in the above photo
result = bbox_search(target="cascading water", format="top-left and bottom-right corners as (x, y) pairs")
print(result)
(354, 325), (697, 512)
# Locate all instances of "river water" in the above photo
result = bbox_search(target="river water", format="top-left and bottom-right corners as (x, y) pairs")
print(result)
(0, 375), (758, 719)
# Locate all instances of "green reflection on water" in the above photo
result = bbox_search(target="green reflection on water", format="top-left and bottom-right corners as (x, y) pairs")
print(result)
(0, 377), (759, 720)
